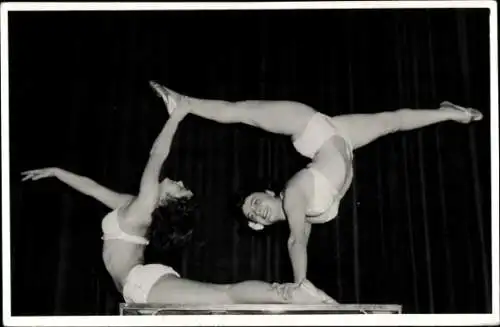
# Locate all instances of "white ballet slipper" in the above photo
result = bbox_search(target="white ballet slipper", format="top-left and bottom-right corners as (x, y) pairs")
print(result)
(149, 81), (178, 115)
(440, 101), (483, 123)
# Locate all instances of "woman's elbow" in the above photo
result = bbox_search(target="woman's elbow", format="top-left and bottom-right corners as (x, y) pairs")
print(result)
(287, 236), (306, 248)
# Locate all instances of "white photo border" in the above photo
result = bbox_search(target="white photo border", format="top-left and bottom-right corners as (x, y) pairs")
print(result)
(1, 1), (498, 326)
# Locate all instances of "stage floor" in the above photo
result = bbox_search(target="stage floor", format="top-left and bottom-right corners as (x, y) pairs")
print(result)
(120, 303), (403, 315)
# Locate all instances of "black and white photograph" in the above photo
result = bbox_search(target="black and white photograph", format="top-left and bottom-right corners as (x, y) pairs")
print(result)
(1, 1), (498, 326)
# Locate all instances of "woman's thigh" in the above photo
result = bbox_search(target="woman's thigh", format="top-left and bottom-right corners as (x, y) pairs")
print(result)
(147, 275), (234, 304)
(233, 100), (316, 136)
(329, 112), (400, 150)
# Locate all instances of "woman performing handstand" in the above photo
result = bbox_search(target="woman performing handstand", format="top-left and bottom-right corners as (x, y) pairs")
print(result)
(149, 81), (483, 296)
(21, 101), (334, 304)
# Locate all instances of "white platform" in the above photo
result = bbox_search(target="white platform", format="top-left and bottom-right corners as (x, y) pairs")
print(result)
(120, 303), (403, 315)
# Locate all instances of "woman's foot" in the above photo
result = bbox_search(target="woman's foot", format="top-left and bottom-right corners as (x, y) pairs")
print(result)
(440, 101), (483, 123)
(149, 81), (189, 116)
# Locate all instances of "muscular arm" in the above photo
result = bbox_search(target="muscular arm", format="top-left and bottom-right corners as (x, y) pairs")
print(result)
(124, 113), (185, 220)
(283, 186), (312, 284)
(21, 167), (132, 210)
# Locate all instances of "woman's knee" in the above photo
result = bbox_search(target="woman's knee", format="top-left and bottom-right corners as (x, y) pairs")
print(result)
(376, 110), (404, 133)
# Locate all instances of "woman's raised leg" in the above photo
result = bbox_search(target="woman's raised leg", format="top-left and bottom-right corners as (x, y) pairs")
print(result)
(331, 101), (483, 150)
(149, 81), (315, 137)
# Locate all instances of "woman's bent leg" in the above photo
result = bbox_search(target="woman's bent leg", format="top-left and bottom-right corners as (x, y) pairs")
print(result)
(147, 276), (331, 304)
(331, 102), (483, 150)
(150, 81), (315, 137)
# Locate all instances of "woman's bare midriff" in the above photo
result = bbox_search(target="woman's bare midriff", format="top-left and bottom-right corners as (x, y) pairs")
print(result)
(302, 135), (354, 222)
(312, 135), (353, 191)
(102, 240), (146, 292)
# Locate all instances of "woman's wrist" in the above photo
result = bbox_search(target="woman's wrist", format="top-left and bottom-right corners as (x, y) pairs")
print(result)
(51, 167), (62, 177)
(295, 277), (306, 284)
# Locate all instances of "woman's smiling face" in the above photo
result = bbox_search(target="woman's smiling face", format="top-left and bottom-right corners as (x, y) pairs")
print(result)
(242, 191), (282, 226)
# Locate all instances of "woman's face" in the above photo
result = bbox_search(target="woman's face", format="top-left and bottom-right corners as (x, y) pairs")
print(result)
(242, 191), (282, 226)
(158, 178), (193, 205)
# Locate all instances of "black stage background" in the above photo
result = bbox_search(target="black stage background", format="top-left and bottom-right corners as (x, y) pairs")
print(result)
(8, 8), (492, 315)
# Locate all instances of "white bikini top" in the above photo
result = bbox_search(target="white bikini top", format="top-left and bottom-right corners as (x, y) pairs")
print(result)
(101, 208), (149, 245)
(305, 156), (355, 223)
(279, 168), (341, 224)
(306, 167), (339, 217)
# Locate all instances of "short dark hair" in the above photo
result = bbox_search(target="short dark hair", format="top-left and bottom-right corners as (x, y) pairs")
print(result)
(230, 179), (283, 234)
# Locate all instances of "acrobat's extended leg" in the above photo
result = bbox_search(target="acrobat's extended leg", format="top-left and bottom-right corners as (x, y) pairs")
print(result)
(331, 101), (483, 150)
(225, 280), (335, 304)
(149, 81), (315, 137)
(147, 277), (335, 304)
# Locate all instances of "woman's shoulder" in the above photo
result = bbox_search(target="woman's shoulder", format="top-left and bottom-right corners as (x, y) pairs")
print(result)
(116, 195), (153, 232)
(116, 195), (138, 219)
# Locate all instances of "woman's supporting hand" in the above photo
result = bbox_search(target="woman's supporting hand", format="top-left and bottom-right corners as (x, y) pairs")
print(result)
(299, 279), (338, 304)
(271, 282), (298, 300)
(272, 279), (338, 304)
(21, 167), (60, 181)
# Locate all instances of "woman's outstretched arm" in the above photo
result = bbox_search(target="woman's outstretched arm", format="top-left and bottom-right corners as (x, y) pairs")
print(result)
(124, 112), (186, 219)
(283, 187), (312, 284)
(21, 168), (133, 210)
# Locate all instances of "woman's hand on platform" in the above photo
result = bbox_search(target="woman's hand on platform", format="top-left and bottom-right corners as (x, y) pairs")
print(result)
(272, 280), (339, 304)
(300, 279), (338, 304)
(271, 282), (300, 300)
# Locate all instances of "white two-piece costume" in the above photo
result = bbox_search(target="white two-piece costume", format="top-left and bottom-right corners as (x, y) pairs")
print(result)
(101, 209), (180, 303)
(99, 113), (352, 302)
(291, 112), (354, 222)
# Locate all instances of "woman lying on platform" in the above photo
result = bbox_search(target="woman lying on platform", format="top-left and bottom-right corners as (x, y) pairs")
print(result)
(149, 81), (483, 297)
(21, 103), (334, 305)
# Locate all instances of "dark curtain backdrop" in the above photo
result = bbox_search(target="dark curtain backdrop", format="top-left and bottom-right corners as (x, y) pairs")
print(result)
(9, 8), (491, 315)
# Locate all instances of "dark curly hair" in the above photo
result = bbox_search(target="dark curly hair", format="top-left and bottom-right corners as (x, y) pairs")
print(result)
(143, 196), (198, 264)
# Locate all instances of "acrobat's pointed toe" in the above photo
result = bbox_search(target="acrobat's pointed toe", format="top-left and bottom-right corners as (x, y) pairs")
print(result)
(440, 101), (483, 123)
(149, 80), (162, 96)
(149, 81), (177, 115)
(468, 108), (483, 121)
